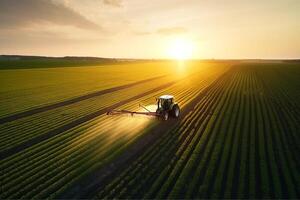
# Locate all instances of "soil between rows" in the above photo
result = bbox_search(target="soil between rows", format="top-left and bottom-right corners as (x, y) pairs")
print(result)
(57, 68), (233, 199)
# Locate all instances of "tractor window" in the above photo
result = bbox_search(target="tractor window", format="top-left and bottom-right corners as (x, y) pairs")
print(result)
(160, 98), (173, 109)
(160, 99), (167, 109)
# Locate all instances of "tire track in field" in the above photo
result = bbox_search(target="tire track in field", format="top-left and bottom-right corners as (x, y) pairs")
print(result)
(0, 76), (183, 160)
(0, 70), (217, 160)
(0, 75), (166, 124)
(56, 68), (233, 199)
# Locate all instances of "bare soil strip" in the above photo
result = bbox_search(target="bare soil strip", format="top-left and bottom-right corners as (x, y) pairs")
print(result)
(57, 68), (233, 199)
(0, 75), (166, 124)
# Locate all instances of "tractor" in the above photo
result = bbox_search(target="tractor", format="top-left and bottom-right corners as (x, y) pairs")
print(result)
(155, 95), (180, 120)
(107, 95), (180, 120)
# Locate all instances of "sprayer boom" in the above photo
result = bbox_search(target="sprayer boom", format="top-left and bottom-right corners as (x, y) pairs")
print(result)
(106, 109), (158, 116)
(106, 95), (180, 120)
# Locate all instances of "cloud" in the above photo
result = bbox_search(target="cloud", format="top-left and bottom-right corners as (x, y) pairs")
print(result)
(0, 0), (100, 30)
(103, 0), (123, 7)
(133, 26), (188, 36)
(157, 27), (188, 35)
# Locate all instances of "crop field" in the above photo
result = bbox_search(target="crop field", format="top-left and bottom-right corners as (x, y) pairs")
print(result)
(0, 62), (182, 117)
(0, 60), (299, 199)
(94, 63), (300, 199)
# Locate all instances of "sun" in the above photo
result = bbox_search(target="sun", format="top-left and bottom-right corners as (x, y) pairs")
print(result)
(167, 38), (194, 60)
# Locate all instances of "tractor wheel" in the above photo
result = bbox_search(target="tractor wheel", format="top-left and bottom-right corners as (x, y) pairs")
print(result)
(172, 105), (180, 118)
(163, 112), (169, 121)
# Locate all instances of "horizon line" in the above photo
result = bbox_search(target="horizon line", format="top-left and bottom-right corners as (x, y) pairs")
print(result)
(1, 54), (300, 61)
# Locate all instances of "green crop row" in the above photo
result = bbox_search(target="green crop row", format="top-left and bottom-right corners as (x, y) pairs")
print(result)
(0, 61), (180, 117)
(97, 66), (236, 199)
(0, 63), (230, 199)
(95, 63), (299, 199)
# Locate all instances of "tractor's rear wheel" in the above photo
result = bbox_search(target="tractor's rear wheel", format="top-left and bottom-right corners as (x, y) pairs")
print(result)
(172, 105), (180, 118)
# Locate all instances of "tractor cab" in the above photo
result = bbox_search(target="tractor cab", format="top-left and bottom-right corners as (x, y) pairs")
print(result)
(156, 95), (180, 120)
(158, 95), (174, 110)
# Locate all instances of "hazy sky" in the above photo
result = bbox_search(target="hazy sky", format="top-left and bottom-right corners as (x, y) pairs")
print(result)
(0, 0), (299, 59)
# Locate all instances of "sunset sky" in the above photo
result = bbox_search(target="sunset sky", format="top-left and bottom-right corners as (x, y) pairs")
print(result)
(0, 0), (299, 59)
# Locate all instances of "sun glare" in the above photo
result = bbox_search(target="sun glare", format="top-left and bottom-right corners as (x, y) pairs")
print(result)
(167, 38), (194, 60)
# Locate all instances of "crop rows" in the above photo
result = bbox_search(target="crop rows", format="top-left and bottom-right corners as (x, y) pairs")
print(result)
(0, 63), (224, 151)
(95, 64), (299, 199)
(0, 63), (230, 198)
(0, 62), (177, 117)
(0, 75), (174, 151)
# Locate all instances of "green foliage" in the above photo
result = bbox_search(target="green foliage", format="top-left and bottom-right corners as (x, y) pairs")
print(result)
(95, 63), (300, 199)
(1, 62), (299, 199)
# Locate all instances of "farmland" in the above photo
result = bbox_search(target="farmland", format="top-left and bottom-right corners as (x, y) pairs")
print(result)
(0, 60), (299, 199)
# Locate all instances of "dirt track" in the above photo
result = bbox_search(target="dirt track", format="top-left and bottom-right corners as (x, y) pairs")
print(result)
(56, 68), (233, 199)
(0, 75), (166, 124)
(0, 77), (187, 160)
